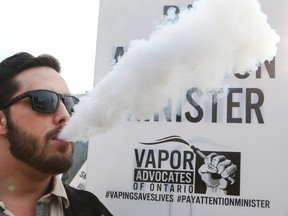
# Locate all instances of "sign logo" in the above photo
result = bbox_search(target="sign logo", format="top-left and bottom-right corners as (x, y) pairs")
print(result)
(105, 135), (270, 209)
(136, 135), (240, 196)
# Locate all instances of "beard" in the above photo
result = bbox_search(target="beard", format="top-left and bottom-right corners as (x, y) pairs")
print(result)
(6, 114), (74, 175)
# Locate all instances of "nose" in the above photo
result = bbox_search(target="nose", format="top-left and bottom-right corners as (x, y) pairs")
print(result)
(54, 100), (70, 125)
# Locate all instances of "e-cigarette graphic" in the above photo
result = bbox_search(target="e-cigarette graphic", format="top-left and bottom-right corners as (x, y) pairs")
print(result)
(189, 144), (235, 185)
(140, 135), (235, 185)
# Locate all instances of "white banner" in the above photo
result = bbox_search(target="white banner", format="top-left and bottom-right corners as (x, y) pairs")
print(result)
(87, 0), (288, 215)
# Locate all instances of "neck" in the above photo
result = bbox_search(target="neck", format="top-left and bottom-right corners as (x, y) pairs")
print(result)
(0, 168), (53, 198)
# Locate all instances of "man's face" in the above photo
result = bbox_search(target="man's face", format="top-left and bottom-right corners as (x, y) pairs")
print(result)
(6, 114), (73, 174)
(5, 66), (74, 174)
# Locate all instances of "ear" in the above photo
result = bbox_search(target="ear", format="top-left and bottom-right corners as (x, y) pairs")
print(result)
(0, 111), (8, 135)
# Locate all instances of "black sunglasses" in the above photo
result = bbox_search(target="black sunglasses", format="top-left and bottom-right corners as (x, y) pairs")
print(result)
(0, 89), (79, 115)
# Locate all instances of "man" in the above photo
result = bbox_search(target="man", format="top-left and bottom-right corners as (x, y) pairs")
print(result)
(0, 52), (113, 216)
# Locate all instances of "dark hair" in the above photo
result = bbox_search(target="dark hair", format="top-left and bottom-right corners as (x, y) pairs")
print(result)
(0, 52), (61, 109)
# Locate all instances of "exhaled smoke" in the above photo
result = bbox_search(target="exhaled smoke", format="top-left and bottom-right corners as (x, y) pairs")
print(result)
(59, 0), (280, 142)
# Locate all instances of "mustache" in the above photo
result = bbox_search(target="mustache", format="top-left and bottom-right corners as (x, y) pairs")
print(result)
(45, 126), (64, 141)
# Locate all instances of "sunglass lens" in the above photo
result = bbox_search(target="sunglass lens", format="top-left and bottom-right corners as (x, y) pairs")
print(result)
(63, 96), (79, 114)
(32, 91), (59, 112)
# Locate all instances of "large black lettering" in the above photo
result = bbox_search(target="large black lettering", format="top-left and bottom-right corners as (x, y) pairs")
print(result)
(234, 72), (250, 79)
(134, 149), (146, 167)
(185, 88), (204, 122)
(246, 88), (264, 123)
(256, 58), (275, 78)
(170, 150), (181, 169)
(158, 150), (169, 169)
(208, 88), (223, 123)
(227, 88), (242, 123)
(113, 46), (125, 63)
(234, 57), (276, 79)
(163, 5), (180, 16)
(153, 99), (172, 122)
(145, 150), (156, 168)
(163, 4), (193, 16)
(183, 151), (194, 169)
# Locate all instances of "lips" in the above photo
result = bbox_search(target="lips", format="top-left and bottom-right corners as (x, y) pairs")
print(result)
(52, 136), (71, 146)
(46, 126), (73, 148)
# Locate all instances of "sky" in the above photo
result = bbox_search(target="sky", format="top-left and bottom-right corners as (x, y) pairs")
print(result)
(0, 0), (100, 94)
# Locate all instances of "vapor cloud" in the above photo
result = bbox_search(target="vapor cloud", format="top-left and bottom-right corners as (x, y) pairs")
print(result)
(59, 0), (280, 141)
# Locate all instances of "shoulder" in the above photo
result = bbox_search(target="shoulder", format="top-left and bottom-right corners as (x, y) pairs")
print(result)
(64, 184), (97, 201)
(64, 184), (113, 216)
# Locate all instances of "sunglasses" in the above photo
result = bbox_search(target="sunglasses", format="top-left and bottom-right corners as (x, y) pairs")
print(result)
(0, 89), (79, 115)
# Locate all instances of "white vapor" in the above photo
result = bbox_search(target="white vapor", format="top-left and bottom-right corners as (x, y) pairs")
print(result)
(59, 0), (280, 142)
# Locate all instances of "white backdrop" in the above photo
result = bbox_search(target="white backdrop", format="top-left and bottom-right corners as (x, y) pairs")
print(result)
(87, 0), (288, 215)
